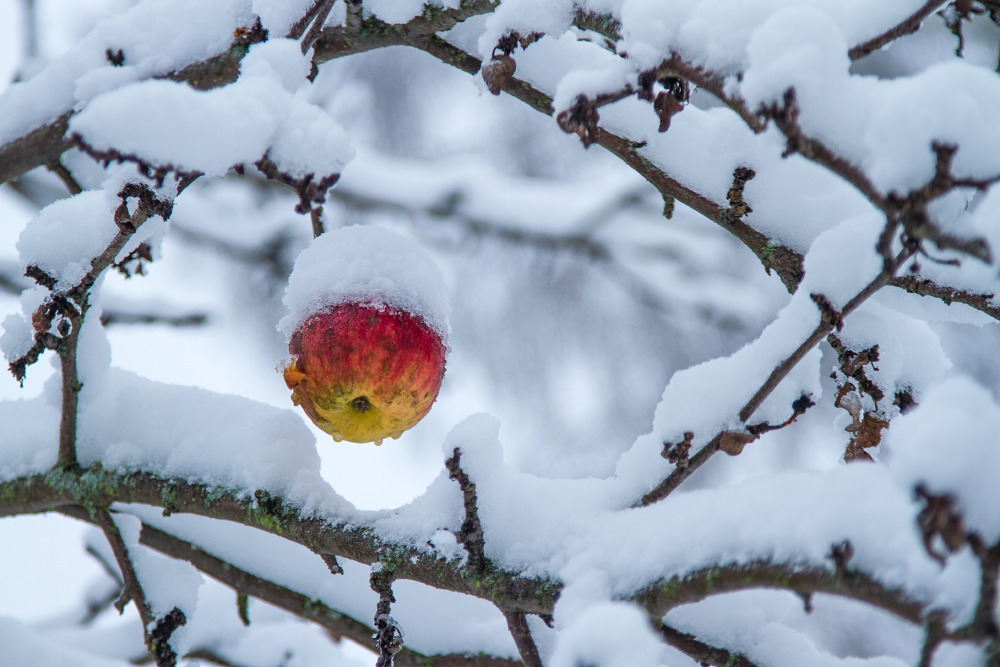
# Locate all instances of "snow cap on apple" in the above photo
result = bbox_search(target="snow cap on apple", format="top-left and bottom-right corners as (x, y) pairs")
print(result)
(279, 225), (450, 445)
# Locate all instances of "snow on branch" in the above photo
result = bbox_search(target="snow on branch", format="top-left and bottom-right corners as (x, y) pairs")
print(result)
(4, 181), (175, 468)
(95, 508), (190, 667)
(58, 505), (510, 667)
(3, 1), (1000, 665)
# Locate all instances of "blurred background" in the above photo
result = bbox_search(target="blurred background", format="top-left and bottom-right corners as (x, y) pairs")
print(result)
(2, 0), (1000, 664)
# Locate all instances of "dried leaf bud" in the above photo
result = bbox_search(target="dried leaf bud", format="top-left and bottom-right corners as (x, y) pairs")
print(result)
(654, 91), (685, 133)
(556, 96), (601, 147)
(482, 55), (516, 95)
(718, 430), (755, 456)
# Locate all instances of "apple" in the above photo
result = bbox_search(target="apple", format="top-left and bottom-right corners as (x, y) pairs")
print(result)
(283, 302), (446, 445)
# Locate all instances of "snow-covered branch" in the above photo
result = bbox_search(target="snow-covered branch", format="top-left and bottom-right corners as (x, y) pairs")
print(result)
(59, 505), (514, 667)
(3, 2), (1000, 665)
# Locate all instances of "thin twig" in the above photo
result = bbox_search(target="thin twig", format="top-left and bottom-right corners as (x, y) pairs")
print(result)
(99, 311), (208, 327)
(345, 0), (363, 38)
(59, 508), (507, 667)
(918, 611), (949, 667)
(286, 0), (326, 39)
(503, 611), (543, 667)
(445, 448), (487, 572)
(658, 623), (760, 667)
(371, 566), (403, 667)
(640, 240), (915, 505)
(46, 159), (83, 195)
(301, 0), (336, 53)
(94, 509), (167, 661)
(849, 0), (950, 60)
(56, 318), (82, 469)
(965, 535), (1000, 639)
(49, 184), (170, 467)
(637, 559), (925, 624)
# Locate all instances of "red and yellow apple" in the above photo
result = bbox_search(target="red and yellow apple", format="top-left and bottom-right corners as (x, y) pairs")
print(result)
(283, 302), (446, 444)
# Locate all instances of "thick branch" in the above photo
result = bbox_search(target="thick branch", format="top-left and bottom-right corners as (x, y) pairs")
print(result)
(0, 467), (561, 615)
(60, 506), (515, 667)
(0, 112), (73, 186)
(0, 467), (939, 636)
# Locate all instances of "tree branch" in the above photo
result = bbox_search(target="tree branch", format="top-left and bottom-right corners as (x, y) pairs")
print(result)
(371, 565), (403, 667)
(640, 239), (915, 505)
(95, 508), (187, 667)
(657, 622), (760, 667)
(0, 466), (942, 639)
(309, 1), (499, 65)
(445, 448), (487, 573)
(0, 467), (561, 615)
(0, 23), (265, 186)
(4, 2), (990, 323)
(408, 34), (806, 292)
(502, 611), (542, 667)
(22, 183), (173, 468)
(46, 158), (82, 195)
(636, 559), (926, 625)
(59, 506), (516, 667)
(848, 0), (950, 60)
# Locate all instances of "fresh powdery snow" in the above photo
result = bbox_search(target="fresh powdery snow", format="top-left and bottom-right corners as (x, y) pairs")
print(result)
(887, 377), (1000, 544)
(70, 39), (354, 179)
(110, 513), (203, 656)
(16, 191), (119, 291)
(549, 602), (665, 667)
(0, 0), (252, 147)
(740, 8), (1000, 194)
(279, 224), (452, 341)
(1, 617), (134, 667)
(4, 0), (1000, 663)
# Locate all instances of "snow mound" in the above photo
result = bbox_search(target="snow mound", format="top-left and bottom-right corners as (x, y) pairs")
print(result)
(279, 225), (451, 341)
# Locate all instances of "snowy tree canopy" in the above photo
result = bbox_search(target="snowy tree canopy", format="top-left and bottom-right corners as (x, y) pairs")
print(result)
(2, 1), (1000, 666)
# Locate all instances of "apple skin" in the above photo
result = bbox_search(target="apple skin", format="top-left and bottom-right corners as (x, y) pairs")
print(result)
(283, 302), (446, 444)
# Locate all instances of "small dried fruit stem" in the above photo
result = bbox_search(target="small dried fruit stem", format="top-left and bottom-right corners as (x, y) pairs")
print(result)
(310, 206), (325, 237)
